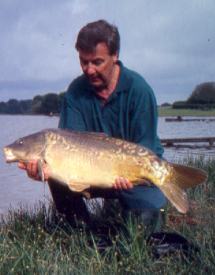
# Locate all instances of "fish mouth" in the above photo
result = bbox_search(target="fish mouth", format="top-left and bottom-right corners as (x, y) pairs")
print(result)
(3, 148), (17, 163)
(5, 158), (16, 163)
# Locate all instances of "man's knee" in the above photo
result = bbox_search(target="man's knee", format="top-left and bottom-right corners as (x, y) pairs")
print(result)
(122, 207), (165, 236)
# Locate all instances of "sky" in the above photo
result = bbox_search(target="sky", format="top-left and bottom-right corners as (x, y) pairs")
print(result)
(0, 0), (214, 104)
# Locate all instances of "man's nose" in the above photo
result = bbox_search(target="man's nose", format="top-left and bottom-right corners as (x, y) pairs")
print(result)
(85, 64), (96, 75)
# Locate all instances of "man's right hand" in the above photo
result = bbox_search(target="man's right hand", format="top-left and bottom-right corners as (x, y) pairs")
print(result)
(18, 160), (49, 181)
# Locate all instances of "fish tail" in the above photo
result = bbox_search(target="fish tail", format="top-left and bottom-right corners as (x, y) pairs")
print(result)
(158, 164), (208, 214)
(171, 163), (208, 189)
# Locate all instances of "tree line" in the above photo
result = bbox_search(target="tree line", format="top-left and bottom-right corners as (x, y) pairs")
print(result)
(0, 92), (65, 115)
(172, 82), (215, 109)
(1, 82), (215, 114)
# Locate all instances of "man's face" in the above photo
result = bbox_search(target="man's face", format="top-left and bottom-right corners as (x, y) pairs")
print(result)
(78, 42), (118, 91)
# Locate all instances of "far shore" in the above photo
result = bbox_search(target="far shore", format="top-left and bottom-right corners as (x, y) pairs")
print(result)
(0, 113), (59, 117)
(1, 107), (215, 117)
(158, 106), (215, 117)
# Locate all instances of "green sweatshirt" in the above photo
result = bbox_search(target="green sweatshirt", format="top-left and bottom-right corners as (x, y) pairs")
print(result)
(59, 61), (163, 158)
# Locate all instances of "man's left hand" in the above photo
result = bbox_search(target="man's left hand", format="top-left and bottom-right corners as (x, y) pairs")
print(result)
(113, 177), (133, 190)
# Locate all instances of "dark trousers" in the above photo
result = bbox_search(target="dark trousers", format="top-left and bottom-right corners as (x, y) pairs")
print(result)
(48, 180), (166, 232)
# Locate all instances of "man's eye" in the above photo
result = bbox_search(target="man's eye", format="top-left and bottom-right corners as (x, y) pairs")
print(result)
(93, 59), (103, 66)
(81, 60), (88, 66)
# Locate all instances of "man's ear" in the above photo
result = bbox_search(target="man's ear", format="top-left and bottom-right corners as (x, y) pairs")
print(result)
(113, 53), (118, 63)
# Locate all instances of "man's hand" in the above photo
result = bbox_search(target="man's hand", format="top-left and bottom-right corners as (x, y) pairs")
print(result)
(18, 160), (49, 181)
(113, 177), (133, 190)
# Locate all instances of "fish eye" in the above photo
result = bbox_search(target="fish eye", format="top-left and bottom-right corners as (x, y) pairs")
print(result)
(17, 139), (24, 145)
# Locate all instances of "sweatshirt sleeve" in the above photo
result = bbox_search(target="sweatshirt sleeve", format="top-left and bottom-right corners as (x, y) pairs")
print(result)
(58, 91), (86, 131)
(129, 79), (163, 158)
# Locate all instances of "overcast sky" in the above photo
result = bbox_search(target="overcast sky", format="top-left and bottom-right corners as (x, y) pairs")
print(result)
(0, 0), (214, 104)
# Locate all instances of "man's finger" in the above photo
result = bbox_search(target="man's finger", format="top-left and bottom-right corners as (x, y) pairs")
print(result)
(22, 161), (39, 180)
(18, 161), (27, 170)
(119, 177), (128, 189)
(114, 177), (122, 190)
(125, 178), (133, 189)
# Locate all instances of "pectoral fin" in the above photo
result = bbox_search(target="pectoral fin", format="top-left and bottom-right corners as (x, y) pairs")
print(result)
(38, 159), (45, 182)
(67, 181), (90, 193)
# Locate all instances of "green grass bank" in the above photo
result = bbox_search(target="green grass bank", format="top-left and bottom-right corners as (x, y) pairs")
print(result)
(158, 106), (215, 117)
(0, 157), (215, 274)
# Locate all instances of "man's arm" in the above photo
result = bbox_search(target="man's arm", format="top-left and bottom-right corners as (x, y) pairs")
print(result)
(129, 81), (163, 158)
(58, 94), (86, 131)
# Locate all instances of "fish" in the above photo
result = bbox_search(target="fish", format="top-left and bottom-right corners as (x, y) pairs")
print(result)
(3, 128), (208, 214)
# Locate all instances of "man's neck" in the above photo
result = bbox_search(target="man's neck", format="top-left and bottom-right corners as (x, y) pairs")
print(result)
(96, 64), (120, 101)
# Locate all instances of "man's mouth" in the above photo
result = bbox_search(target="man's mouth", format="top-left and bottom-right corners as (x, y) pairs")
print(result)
(89, 76), (101, 83)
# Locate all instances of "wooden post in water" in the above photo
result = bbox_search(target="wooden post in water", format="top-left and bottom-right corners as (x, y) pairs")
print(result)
(161, 137), (215, 148)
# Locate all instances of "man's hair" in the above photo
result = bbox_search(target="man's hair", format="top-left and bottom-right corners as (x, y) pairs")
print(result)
(75, 20), (120, 56)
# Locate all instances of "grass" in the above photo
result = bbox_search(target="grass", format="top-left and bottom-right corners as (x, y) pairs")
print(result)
(0, 157), (215, 274)
(158, 106), (215, 117)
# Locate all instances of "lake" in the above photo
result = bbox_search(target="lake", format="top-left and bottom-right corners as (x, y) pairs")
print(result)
(0, 115), (214, 216)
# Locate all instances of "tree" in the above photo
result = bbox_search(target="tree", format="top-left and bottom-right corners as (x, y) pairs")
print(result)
(187, 82), (215, 104)
(0, 102), (7, 113)
(19, 100), (32, 114)
(7, 99), (22, 114)
(41, 93), (60, 115)
(31, 95), (43, 114)
(32, 93), (60, 115)
(161, 102), (171, 107)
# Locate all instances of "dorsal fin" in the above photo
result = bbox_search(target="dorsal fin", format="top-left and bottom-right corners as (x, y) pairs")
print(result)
(80, 132), (108, 137)
(57, 128), (109, 138)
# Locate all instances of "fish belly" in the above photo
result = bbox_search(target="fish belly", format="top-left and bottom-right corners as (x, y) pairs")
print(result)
(44, 144), (119, 189)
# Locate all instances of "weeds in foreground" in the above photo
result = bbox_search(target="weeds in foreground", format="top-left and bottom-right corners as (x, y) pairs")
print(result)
(0, 158), (215, 274)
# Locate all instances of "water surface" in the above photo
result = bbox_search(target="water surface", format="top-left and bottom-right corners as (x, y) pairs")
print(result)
(0, 115), (58, 215)
(0, 115), (214, 215)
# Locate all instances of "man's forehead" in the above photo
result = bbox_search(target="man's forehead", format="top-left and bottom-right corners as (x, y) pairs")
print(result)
(79, 42), (110, 58)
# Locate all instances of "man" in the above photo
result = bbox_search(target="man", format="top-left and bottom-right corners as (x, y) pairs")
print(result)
(19, 20), (166, 233)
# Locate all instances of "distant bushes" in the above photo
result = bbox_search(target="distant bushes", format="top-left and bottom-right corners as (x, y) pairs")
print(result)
(172, 101), (215, 110)
(160, 102), (172, 107)
(0, 99), (32, 114)
(0, 92), (65, 115)
(31, 92), (65, 115)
